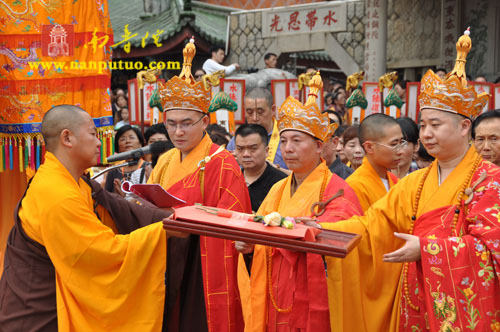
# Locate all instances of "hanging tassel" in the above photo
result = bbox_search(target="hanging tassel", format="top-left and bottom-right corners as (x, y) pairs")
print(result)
(36, 136), (41, 169)
(30, 135), (35, 170)
(18, 137), (24, 172)
(8, 137), (13, 170)
(0, 137), (4, 173)
(13, 136), (18, 172)
(111, 131), (115, 155)
(24, 136), (29, 171)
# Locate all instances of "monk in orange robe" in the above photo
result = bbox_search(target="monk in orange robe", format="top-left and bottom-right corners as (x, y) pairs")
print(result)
(0, 105), (182, 331)
(346, 113), (402, 211)
(322, 30), (500, 331)
(236, 74), (362, 332)
(148, 38), (251, 332)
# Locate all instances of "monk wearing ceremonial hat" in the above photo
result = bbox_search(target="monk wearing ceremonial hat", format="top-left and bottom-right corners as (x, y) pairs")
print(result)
(322, 28), (500, 331)
(236, 73), (362, 332)
(148, 37), (251, 332)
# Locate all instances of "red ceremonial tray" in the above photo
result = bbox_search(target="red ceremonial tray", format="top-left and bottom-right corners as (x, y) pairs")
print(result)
(162, 206), (361, 258)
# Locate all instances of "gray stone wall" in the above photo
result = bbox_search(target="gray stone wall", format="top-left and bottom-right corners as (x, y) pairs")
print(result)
(386, 0), (441, 68)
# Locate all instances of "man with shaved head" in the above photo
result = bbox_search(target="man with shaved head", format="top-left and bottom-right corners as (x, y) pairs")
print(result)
(0, 105), (182, 331)
(346, 113), (404, 211)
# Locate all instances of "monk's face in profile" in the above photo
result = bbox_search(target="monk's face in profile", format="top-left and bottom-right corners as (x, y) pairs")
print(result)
(280, 130), (322, 174)
(419, 108), (471, 161)
(73, 112), (102, 168)
(164, 109), (209, 154)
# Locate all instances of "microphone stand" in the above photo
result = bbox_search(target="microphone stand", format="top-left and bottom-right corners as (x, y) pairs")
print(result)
(91, 159), (139, 180)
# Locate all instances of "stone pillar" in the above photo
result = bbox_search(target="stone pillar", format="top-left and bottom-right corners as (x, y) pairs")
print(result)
(364, 0), (387, 81)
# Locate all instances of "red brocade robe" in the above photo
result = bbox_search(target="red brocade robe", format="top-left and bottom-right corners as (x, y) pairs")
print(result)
(322, 147), (500, 331)
(238, 162), (362, 332)
(149, 134), (252, 332)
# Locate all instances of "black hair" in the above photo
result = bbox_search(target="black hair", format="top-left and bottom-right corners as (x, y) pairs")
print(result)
(235, 124), (269, 146)
(395, 79), (407, 90)
(210, 45), (224, 54)
(264, 53), (277, 60)
(471, 109), (500, 139)
(324, 93), (333, 104)
(396, 117), (418, 144)
(326, 110), (343, 126)
(334, 124), (349, 138)
(114, 125), (145, 152)
(306, 65), (318, 72)
(144, 123), (170, 143)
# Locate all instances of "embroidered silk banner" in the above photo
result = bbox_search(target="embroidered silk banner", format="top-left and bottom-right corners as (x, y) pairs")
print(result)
(0, 0), (114, 172)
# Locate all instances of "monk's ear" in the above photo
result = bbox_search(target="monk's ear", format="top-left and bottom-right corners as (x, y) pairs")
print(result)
(362, 141), (374, 154)
(460, 118), (472, 138)
(316, 139), (323, 154)
(200, 114), (210, 130)
(60, 129), (74, 148)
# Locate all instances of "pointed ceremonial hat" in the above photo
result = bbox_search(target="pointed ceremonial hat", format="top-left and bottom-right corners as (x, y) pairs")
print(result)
(155, 37), (211, 113)
(277, 72), (337, 142)
(418, 28), (490, 119)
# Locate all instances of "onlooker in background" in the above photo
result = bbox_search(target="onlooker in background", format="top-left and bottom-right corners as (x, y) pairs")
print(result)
(202, 45), (239, 76)
(415, 142), (434, 169)
(335, 124), (350, 164)
(392, 117), (419, 178)
(194, 68), (206, 82)
(105, 125), (145, 195)
(324, 93), (334, 109)
(342, 125), (364, 170)
(206, 123), (231, 146)
(321, 117), (354, 180)
(234, 124), (287, 212)
(472, 109), (500, 166)
(226, 87), (287, 169)
(329, 78), (345, 94)
(305, 65), (318, 74)
(435, 68), (447, 80)
(474, 75), (487, 82)
(114, 107), (130, 130)
(325, 109), (342, 126)
(394, 80), (407, 103)
(264, 53), (277, 69)
(332, 86), (347, 121)
(143, 123), (170, 162)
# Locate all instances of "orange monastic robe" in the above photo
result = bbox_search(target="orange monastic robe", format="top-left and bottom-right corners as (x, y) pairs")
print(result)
(149, 134), (252, 332)
(238, 162), (362, 332)
(346, 157), (398, 212)
(322, 146), (500, 331)
(16, 152), (167, 331)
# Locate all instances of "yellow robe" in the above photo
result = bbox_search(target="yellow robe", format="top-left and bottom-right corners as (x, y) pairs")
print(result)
(346, 157), (398, 212)
(238, 162), (362, 332)
(321, 146), (481, 331)
(20, 152), (167, 332)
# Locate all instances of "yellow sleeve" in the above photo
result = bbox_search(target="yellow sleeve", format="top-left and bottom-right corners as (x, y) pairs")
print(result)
(41, 194), (167, 331)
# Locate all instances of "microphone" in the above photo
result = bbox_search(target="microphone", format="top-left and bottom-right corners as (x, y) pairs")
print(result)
(107, 141), (171, 163)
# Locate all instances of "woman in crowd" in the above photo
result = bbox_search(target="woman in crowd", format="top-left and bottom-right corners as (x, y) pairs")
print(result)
(342, 124), (364, 170)
(114, 107), (130, 130)
(335, 125), (349, 164)
(104, 125), (145, 195)
(391, 117), (419, 178)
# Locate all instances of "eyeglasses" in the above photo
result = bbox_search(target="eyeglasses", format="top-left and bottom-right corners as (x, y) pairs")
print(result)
(372, 139), (408, 151)
(165, 115), (205, 131)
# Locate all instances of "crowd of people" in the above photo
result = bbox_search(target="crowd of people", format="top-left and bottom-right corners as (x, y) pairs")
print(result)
(1, 31), (500, 332)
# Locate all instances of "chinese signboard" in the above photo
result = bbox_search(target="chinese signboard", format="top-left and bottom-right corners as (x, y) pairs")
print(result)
(271, 79), (300, 111)
(406, 82), (421, 121)
(440, 0), (459, 70)
(364, 0), (386, 81)
(262, 2), (346, 38)
(220, 79), (245, 123)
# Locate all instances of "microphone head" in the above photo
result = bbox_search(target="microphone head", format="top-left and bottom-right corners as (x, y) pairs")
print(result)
(149, 140), (174, 156)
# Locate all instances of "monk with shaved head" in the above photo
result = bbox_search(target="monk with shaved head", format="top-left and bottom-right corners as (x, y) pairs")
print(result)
(346, 113), (404, 211)
(0, 105), (182, 331)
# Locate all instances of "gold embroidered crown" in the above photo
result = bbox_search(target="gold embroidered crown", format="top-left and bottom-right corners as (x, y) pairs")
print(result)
(277, 72), (336, 141)
(156, 37), (211, 113)
(418, 28), (490, 119)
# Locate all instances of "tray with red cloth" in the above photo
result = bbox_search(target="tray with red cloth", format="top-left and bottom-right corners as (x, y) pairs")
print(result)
(162, 205), (361, 258)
